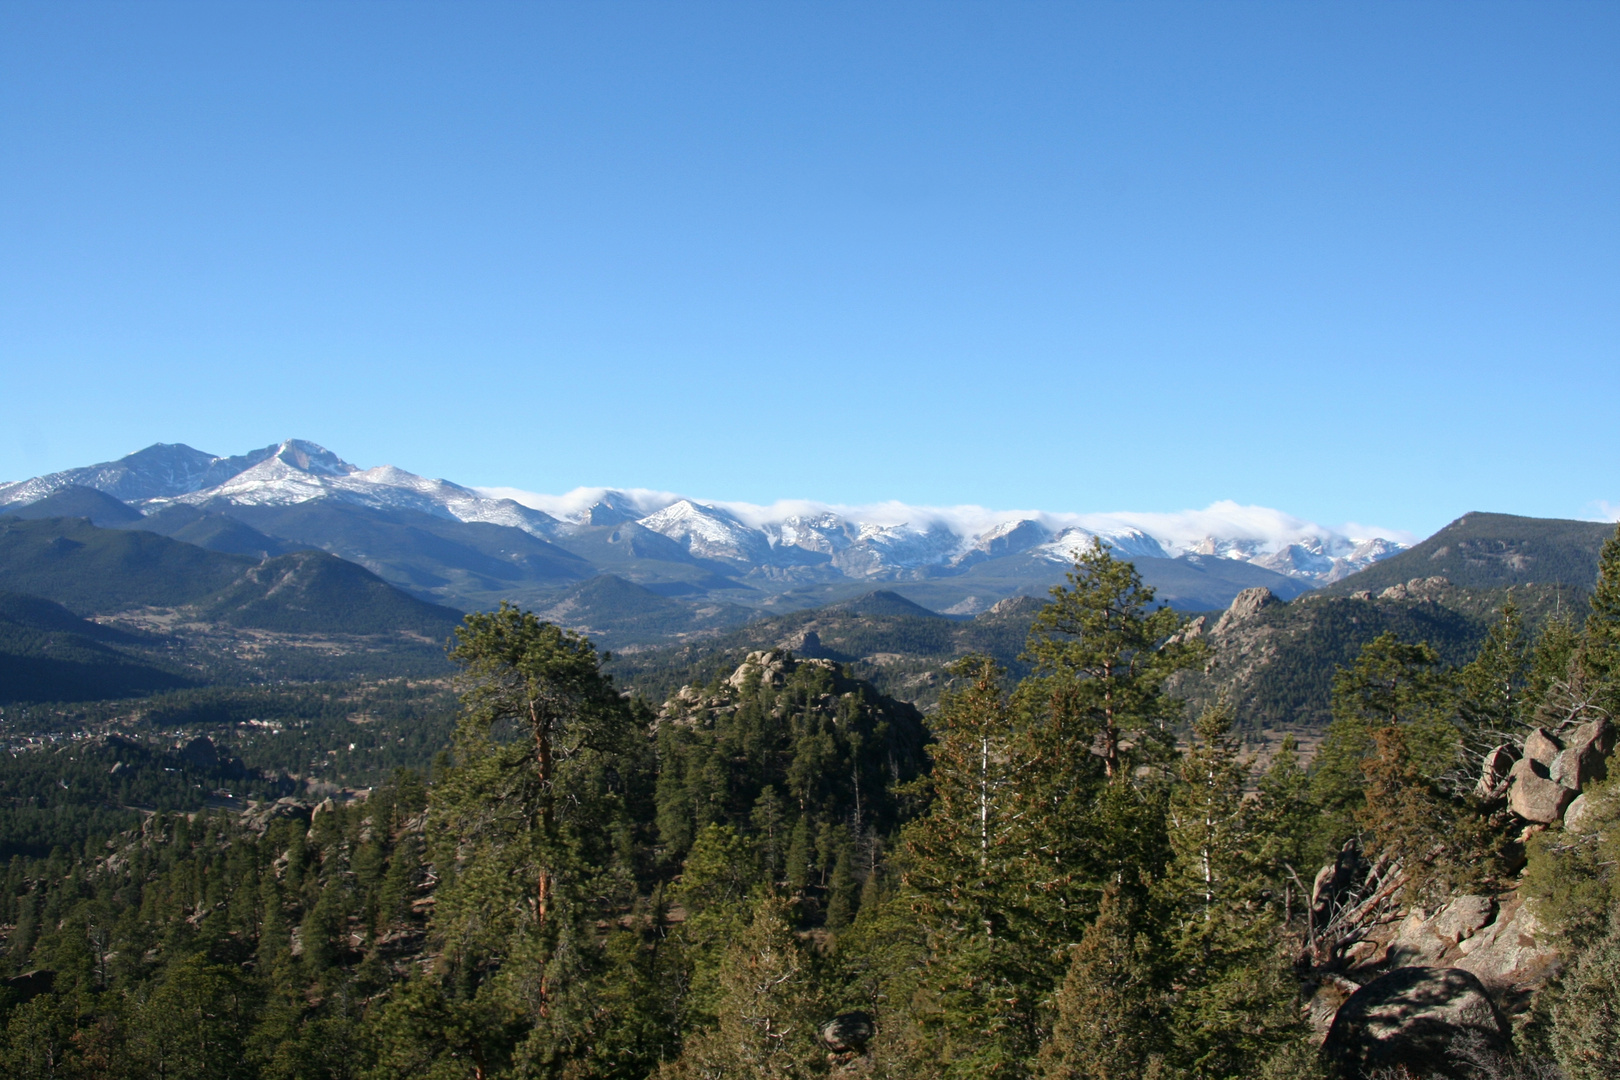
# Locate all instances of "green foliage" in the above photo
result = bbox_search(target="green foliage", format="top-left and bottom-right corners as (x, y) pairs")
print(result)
(1024, 538), (1202, 778)
(1250, 734), (1315, 903)
(1551, 920), (1620, 1080)
(668, 824), (755, 1025)
(1528, 611), (1582, 708)
(128, 954), (258, 1080)
(1158, 702), (1304, 1078)
(0, 771), (432, 1080)
(879, 544), (1204, 1078)
(1523, 780), (1620, 944)
(1039, 888), (1166, 1080)
(0, 736), (274, 860)
(650, 650), (928, 929)
(889, 657), (1051, 1078)
(1582, 523), (1620, 705)
(658, 892), (822, 1080)
(19, 527), (1620, 1080)
(1309, 631), (1457, 854)
(1456, 600), (1533, 749)
(1355, 725), (1497, 904)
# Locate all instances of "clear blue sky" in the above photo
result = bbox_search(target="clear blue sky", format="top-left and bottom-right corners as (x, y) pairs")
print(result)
(2, 2), (1615, 537)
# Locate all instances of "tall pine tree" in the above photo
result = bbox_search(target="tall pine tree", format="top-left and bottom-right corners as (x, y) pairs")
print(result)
(1159, 704), (1303, 1078)
(890, 657), (1046, 1079)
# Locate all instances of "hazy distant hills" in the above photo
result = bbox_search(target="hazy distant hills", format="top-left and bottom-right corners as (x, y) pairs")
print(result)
(610, 510), (1619, 722)
(0, 439), (1406, 619)
(0, 516), (466, 702)
(0, 591), (194, 703)
(6, 440), (1617, 683)
(0, 515), (461, 636)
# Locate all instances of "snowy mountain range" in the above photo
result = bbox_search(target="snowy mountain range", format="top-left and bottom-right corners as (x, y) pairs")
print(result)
(0, 439), (1407, 616)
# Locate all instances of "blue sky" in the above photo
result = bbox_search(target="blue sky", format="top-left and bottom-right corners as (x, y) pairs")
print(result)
(2, 2), (1615, 538)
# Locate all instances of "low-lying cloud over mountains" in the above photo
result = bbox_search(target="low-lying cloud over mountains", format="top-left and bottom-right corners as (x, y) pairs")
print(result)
(484, 484), (1407, 585)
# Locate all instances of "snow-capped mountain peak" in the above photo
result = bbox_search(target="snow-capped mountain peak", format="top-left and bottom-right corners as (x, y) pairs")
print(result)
(637, 500), (769, 563)
(272, 439), (356, 477)
(0, 441), (1410, 587)
(765, 513), (855, 554)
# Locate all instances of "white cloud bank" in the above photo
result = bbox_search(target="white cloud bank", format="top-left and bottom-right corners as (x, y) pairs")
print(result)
(477, 486), (1417, 553)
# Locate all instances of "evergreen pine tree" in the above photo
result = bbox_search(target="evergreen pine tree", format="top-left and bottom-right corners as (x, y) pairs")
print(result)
(1160, 701), (1300, 1078)
(445, 604), (632, 933)
(668, 823), (756, 1027)
(1355, 725), (1493, 903)
(1251, 734), (1314, 910)
(1582, 523), (1620, 706)
(1310, 632), (1455, 853)
(1457, 600), (1532, 753)
(1552, 921), (1620, 1080)
(892, 657), (1046, 1079)
(659, 892), (821, 1080)
(1039, 888), (1165, 1080)
(1527, 611), (1582, 715)
(1024, 538), (1202, 780)
(1018, 538), (1194, 907)
(425, 604), (642, 1068)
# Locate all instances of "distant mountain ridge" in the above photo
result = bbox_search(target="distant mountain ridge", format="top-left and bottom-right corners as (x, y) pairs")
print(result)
(1319, 511), (1615, 596)
(0, 440), (1407, 617)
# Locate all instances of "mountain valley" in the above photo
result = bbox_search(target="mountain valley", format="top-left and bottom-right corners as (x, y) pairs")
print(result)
(3, 442), (1619, 1080)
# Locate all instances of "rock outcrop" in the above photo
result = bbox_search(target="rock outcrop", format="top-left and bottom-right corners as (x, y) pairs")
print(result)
(1322, 966), (1507, 1079)
(1475, 744), (1518, 802)
(724, 648), (837, 691)
(1375, 576), (1451, 602)
(1210, 586), (1278, 636)
(820, 1012), (875, 1052)
(1563, 792), (1595, 834)
(659, 650), (841, 728)
(1550, 718), (1613, 790)
(1452, 896), (1560, 1001)
(240, 796), (315, 833)
(1523, 727), (1562, 767)
(1507, 756), (1576, 824)
(1496, 718), (1613, 829)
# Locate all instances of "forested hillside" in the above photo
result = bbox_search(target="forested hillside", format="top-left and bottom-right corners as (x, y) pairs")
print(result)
(4, 532), (1619, 1078)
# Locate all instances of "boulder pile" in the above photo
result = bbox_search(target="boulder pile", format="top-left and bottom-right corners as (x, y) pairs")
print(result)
(1478, 718), (1613, 827)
